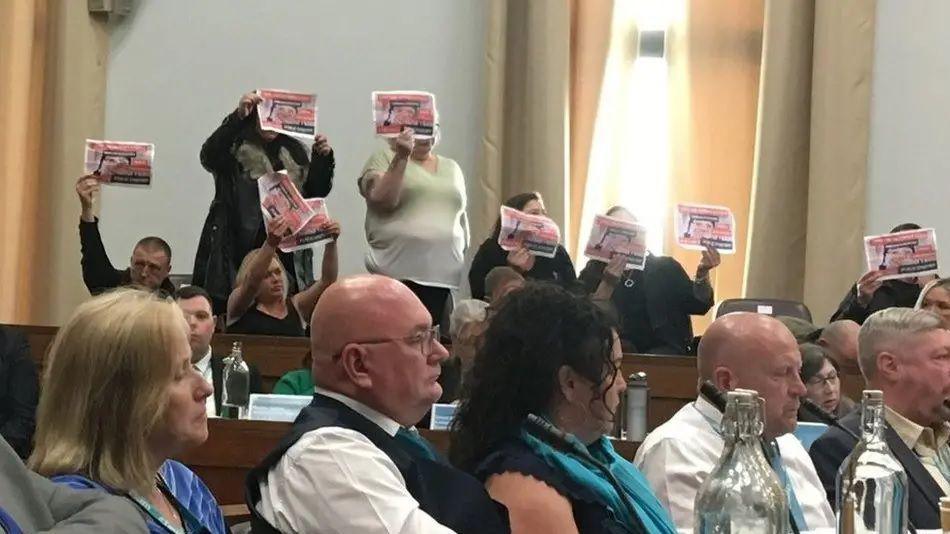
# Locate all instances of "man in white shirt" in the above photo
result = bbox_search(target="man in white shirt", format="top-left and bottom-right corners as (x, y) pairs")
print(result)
(246, 274), (509, 534)
(176, 285), (262, 416)
(811, 307), (950, 530)
(634, 312), (835, 532)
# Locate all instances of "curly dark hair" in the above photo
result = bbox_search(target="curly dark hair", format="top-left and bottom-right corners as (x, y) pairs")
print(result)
(450, 282), (618, 472)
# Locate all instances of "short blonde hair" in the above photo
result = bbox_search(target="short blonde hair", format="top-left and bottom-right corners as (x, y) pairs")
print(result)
(29, 289), (188, 494)
(235, 248), (288, 300)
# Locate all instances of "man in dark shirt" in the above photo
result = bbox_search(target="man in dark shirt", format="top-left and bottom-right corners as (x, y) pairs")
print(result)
(76, 175), (175, 296)
(830, 223), (927, 324)
(0, 326), (38, 459)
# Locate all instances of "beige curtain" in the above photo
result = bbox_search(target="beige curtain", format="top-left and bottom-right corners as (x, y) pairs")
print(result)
(475, 0), (613, 248)
(744, 0), (876, 322)
(0, 0), (49, 323)
(0, 1), (109, 325)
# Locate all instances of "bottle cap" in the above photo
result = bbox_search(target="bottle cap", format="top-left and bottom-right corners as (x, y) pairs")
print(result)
(862, 390), (884, 402)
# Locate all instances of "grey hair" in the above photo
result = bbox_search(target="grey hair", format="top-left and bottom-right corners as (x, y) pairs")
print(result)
(914, 277), (950, 309)
(858, 307), (943, 379)
(449, 299), (488, 341)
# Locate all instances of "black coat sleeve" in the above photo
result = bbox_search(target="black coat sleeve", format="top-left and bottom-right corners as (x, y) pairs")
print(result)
(78, 219), (122, 295)
(200, 110), (249, 173)
(0, 329), (38, 459)
(659, 257), (714, 315)
(578, 260), (607, 293)
(830, 284), (869, 323)
(302, 150), (335, 198)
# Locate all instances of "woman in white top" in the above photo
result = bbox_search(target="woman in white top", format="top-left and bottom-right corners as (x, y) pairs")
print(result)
(359, 127), (469, 326)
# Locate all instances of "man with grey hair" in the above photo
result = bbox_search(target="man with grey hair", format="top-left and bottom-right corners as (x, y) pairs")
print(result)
(810, 307), (950, 529)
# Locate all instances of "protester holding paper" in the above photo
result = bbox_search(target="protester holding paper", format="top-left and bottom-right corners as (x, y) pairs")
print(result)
(227, 215), (340, 336)
(194, 90), (335, 313)
(359, 123), (469, 326)
(469, 192), (576, 300)
(830, 223), (931, 324)
(579, 206), (719, 355)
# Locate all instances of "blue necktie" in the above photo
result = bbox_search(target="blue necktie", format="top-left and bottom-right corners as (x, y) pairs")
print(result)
(395, 427), (443, 463)
(766, 440), (808, 533)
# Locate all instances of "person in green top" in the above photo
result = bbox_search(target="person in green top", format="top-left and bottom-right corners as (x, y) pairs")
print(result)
(273, 352), (315, 396)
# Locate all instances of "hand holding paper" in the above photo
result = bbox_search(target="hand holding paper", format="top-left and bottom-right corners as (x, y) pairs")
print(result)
(584, 214), (648, 270)
(83, 140), (154, 186)
(507, 247), (536, 273)
(237, 92), (263, 119)
(675, 203), (736, 253)
(373, 91), (438, 138)
(863, 228), (939, 282)
(265, 216), (292, 248)
(498, 206), (561, 258)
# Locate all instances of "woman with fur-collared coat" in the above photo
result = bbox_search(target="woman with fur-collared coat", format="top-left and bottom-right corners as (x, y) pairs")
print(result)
(192, 91), (334, 313)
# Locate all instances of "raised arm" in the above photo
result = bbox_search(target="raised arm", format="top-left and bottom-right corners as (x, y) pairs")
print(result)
(76, 175), (121, 294)
(302, 134), (335, 198)
(227, 216), (290, 322)
(359, 129), (414, 212)
(292, 221), (341, 323)
(200, 92), (259, 172)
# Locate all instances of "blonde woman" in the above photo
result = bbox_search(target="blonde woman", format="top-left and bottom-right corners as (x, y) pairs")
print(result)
(227, 215), (340, 336)
(915, 277), (950, 329)
(29, 289), (227, 534)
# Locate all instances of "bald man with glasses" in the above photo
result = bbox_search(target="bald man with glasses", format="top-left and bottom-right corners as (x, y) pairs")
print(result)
(246, 274), (509, 534)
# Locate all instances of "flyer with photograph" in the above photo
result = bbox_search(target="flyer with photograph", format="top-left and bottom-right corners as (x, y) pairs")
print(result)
(498, 206), (561, 258)
(674, 203), (736, 253)
(372, 90), (437, 138)
(258, 171), (316, 235)
(864, 228), (938, 281)
(83, 139), (154, 186)
(584, 214), (649, 270)
(278, 198), (333, 253)
(256, 89), (317, 138)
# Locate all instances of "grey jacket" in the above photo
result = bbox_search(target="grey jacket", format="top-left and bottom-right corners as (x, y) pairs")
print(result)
(0, 437), (146, 533)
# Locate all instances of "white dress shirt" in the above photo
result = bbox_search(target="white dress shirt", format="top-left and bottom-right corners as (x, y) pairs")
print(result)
(192, 348), (216, 417)
(633, 396), (835, 533)
(255, 387), (456, 534)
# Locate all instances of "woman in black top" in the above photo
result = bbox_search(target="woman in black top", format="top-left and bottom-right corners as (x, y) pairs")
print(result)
(468, 192), (576, 300)
(227, 215), (339, 336)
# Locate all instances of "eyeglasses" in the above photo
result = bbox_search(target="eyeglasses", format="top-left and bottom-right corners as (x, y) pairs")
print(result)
(806, 372), (839, 387)
(351, 325), (442, 356)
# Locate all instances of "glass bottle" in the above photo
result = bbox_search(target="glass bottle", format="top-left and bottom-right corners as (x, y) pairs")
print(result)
(695, 389), (790, 533)
(221, 341), (250, 419)
(836, 390), (908, 534)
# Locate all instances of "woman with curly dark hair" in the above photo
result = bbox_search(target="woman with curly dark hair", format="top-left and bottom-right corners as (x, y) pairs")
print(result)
(450, 283), (675, 534)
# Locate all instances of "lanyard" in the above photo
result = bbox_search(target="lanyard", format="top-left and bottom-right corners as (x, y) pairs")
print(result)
(0, 506), (22, 534)
(129, 477), (206, 534)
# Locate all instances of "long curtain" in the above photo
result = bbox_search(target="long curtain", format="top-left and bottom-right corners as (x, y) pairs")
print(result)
(475, 0), (613, 250)
(0, 0), (49, 323)
(744, 0), (876, 322)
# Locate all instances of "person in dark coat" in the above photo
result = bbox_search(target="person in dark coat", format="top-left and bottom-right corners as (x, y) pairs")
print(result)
(830, 223), (928, 324)
(193, 91), (335, 313)
(75, 175), (176, 296)
(468, 192), (576, 300)
(579, 206), (719, 355)
(0, 326), (37, 459)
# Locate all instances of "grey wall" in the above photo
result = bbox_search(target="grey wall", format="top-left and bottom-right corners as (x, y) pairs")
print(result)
(98, 0), (487, 282)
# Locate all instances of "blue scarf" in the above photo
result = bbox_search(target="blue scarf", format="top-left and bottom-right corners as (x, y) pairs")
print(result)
(519, 427), (677, 534)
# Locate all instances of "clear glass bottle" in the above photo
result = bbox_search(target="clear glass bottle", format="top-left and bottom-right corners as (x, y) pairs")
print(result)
(221, 341), (250, 419)
(836, 390), (908, 534)
(695, 389), (790, 533)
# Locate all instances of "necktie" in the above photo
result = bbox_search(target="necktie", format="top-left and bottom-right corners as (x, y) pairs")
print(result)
(766, 440), (808, 533)
(395, 427), (443, 463)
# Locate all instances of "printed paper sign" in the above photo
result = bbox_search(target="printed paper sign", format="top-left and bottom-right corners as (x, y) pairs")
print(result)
(864, 228), (939, 281)
(675, 203), (736, 253)
(498, 206), (561, 258)
(84, 139), (154, 186)
(429, 403), (458, 431)
(256, 89), (317, 138)
(584, 214), (649, 270)
(278, 198), (333, 253)
(372, 91), (437, 138)
(258, 171), (316, 235)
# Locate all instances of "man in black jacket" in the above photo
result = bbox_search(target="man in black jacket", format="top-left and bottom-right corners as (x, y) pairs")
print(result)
(175, 286), (262, 416)
(193, 91), (335, 313)
(0, 326), (37, 459)
(76, 175), (175, 296)
(810, 307), (950, 530)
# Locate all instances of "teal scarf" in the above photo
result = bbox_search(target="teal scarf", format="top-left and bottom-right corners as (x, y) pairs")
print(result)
(519, 427), (677, 534)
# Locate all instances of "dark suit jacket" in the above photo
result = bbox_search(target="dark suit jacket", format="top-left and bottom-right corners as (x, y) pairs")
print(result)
(809, 410), (942, 530)
(210, 355), (263, 416)
(0, 327), (38, 459)
(829, 279), (921, 324)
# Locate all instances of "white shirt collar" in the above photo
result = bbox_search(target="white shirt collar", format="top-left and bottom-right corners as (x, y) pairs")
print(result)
(693, 394), (723, 426)
(193, 347), (213, 374)
(313, 386), (401, 437)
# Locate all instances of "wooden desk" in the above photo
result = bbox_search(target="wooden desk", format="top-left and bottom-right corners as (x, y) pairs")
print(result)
(178, 418), (640, 506)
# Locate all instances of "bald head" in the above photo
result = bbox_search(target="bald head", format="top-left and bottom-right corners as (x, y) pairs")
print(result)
(309, 275), (449, 426)
(818, 320), (860, 367)
(698, 312), (806, 439)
